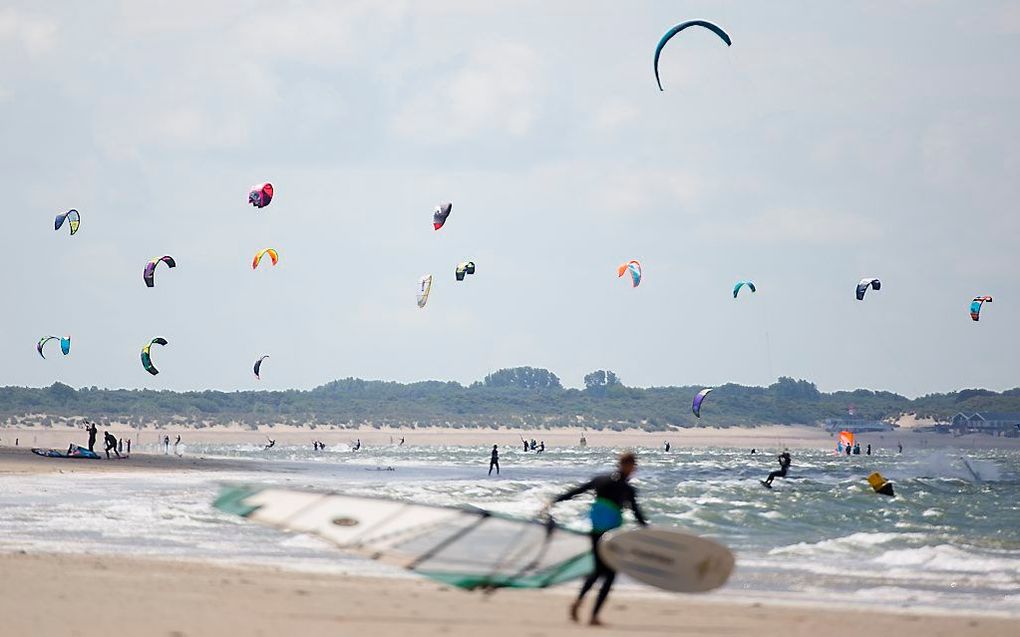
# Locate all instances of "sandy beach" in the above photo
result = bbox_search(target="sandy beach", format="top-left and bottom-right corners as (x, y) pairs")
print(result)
(4, 422), (1012, 457)
(1, 551), (1014, 637)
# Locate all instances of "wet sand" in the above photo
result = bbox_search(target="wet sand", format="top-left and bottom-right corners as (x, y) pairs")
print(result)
(0, 552), (1014, 637)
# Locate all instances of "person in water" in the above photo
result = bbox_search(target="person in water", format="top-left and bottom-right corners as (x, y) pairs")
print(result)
(664, 441), (671, 452)
(750, 448), (757, 455)
(866, 443), (872, 456)
(547, 452), (647, 626)
(538, 441), (545, 453)
(897, 442), (903, 454)
(264, 439), (275, 450)
(103, 431), (120, 459)
(489, 444), (500, 476)
(522, 438), (529, 452)
(85, 421), (98, 453)
(763, 449), (792, 486)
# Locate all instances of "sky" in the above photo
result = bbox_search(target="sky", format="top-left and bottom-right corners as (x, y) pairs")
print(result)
(1, 1), (1018, 397)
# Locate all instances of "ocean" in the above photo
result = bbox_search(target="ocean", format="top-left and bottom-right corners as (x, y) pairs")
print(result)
(1, 442), (1017, 614)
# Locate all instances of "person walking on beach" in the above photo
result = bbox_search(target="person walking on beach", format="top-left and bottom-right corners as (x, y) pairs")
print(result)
(763, 449), (792, 487)
(103, 431), (121, 459)
(489, 444), (500, 476)
(85, 421), (98, 453)
(546, 452), (647, 626)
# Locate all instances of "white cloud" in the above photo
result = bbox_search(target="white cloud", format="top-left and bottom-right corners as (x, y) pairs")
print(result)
(0, 8), (57, 55)
(390, 41), (543, 142)
(707, 207), (882, 246)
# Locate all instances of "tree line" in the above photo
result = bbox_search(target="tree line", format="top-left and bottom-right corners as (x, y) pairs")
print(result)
(1, 367), (1017, 431)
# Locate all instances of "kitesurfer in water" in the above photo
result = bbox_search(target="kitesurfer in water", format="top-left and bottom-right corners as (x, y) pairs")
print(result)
(489, 444), (500, 476)
(763, 449), (791, 487)
(103, 431), (120, 459)
(547, 452), (647, 626)
(264, 439), (275, 450)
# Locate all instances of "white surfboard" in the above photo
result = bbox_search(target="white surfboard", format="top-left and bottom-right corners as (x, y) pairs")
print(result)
(598, 527), (735, 593)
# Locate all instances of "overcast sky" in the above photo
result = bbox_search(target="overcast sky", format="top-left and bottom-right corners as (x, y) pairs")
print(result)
(2, 1), (1018, 397)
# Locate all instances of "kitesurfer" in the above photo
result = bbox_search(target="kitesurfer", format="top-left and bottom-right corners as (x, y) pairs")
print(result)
(750, 448), (757, 455)
(489, 444), (500, 476)
(399, 437), (405, 446)
(664, 441), (671, 452)
(547, 452), (647, 626)
(174, 435), (181, 456)
(103, 431), (120, 459)
(85, 420), (98, 452)
(538, 441), (545, 453)
(264, 439), (275, 450)
(522, 438), (529, 452)
(897, 442), (903, 454)
(763, 450), (791, 487)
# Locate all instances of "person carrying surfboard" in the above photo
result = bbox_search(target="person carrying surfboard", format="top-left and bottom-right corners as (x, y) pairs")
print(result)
(546, 451), (647, 626)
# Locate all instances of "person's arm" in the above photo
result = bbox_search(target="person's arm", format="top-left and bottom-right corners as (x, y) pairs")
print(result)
(629, 489), (649, 526)
(553, 478), (597, 504)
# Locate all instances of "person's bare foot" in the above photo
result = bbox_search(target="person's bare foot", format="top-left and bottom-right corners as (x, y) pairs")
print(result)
(589, 617), (605, 627)
(569, 600), (581, 623)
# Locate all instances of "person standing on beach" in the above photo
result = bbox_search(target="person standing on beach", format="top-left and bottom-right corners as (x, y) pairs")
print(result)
(86, 421), (98, 453)
(163, 435), (170, 455)
(118, 438), (123, 454)
(126, 439), (131, 454)
(489, 445), (500, 476)
(103, 431), (121, 459)
(174, 435), (181, 456)
(546, 452), (647, 626)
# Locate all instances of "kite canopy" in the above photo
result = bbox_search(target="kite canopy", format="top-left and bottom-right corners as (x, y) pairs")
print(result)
(214, 485), (594, 590)
(970, 295), (992, 321)
(433, 202), (452, 230)
(254, 355), (269, 380)
(733, 280), (756, 298)
(617, 260), (642, 288)
(252, 248), (279, 269)
(143, 255), (177, 288)
(856, 277), (881, 301)
(654, 20), (732, 91)
(141, 337), (168, 375)
(417, 274), (433, 308)
(455, 261), (476, 281)
(249, 183), (274, 209)
(37, 336), (71, 359)
(692, 388), (714, 418)
(839, 431), (854, 449)
(54, 209), (80, 235)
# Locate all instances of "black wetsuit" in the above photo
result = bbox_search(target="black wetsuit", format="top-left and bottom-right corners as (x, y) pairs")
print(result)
(765, 452), (791, 485)
(104, 433), (120, 459)
(489, 447), (499, 476)
(86, 424), (97, 453)
(555, 473), (648, 619)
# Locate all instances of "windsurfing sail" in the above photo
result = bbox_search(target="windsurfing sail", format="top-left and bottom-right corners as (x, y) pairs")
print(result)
(214, 485), (593, 590)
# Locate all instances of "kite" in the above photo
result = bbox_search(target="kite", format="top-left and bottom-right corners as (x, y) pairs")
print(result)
(252, 248), (279, 269)
(617, 261), (642, 288)
(143, 256), (177, 288)
(37, 336), (71, 359)
(254, 355), (270, 380)
(692, 388), (714, 418)
(654, 20), (732, 91)
(970, 296), (992, 321)
(433, 202), (452, 230)
(54, 210), (80, 235)
(249, 183), (274, 209)
(856, 278), (881, 301)
(455, 261), (476, 281)
(732, 281), (756, 298)
(141, 337), (168, 375)
(417, 275), (433, 308)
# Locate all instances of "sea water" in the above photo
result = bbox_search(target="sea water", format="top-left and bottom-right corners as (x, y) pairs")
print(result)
(0, 442), (1017, 614)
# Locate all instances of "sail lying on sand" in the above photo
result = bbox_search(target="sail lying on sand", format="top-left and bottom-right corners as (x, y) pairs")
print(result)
(214, 486), (593, 590)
